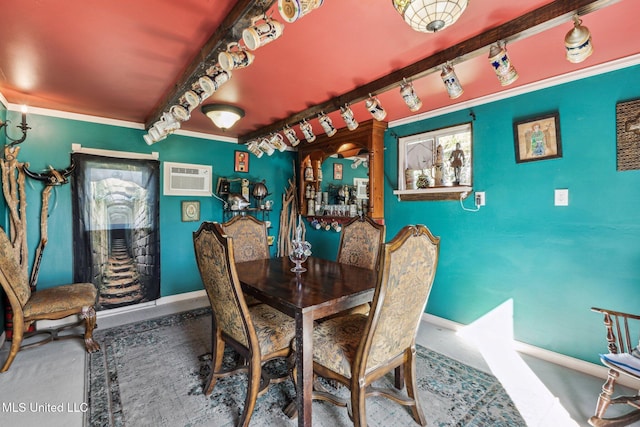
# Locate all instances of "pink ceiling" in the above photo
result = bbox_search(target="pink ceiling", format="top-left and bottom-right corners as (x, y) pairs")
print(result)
(1, 0), (639, 141)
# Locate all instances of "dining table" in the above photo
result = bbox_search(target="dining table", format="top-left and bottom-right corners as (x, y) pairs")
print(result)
(234, 256), (377, 427)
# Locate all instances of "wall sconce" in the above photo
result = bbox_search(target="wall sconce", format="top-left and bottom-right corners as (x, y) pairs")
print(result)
(201, 104), (245, 130)
(1, 105), (30, 147)
(392, 0), (469, 33)
(565, 15), (593, 64)
(488, 41), (519, 86)
(440, 63), (464, 99)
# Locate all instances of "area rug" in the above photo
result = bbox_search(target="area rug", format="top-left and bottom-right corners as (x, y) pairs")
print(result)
(86, 308), (525, 426)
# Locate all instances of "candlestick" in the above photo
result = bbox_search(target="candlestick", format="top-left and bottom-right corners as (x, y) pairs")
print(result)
(21, 105), (27, 127)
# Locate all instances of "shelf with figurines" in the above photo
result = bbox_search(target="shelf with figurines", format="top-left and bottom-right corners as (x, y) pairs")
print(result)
(216, 177), (274, 225)
(303, 182), (368, 229)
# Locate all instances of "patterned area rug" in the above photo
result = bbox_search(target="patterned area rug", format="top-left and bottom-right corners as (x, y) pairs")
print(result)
(86, 308), (525, 426)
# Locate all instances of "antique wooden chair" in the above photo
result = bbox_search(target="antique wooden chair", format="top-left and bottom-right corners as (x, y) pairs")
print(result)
(221, 214), (270, 263)
(0, 227), (99, 373)
(193, 221), (295, 427)
(337, 215), (385, 270)
(589, 307), (640, 427)
(309, 224), (440, 426)
(221, 214), (270, 307)
(333, 215), (386, 317)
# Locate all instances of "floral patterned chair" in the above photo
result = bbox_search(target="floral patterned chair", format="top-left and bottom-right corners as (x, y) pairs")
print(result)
(588, 307), (640, 427)
(193, 221), (295, 427)
(221, 215), (270, 263)
(310, 224), (440, 427)
(334, 215), (385, 316)
(221, 215), (270, 307)
(0, 227), (99, 373)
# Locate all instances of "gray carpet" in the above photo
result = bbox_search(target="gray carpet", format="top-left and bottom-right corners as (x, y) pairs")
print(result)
(86, 308), (525, 426)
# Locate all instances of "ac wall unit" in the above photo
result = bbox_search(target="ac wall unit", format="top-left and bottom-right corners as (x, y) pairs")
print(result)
(163, 162), (212, 196)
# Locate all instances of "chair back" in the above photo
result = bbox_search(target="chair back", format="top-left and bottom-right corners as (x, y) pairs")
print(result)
(361, 224), (440, 373)
(0, 227), (31, 309)
(221, 215), (270, 263)
(193, 221), (253, 348)
(336, 216), (386, 270)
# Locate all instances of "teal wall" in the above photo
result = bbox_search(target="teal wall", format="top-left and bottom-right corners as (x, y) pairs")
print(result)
(382, 65), (640, 364)
(0, 111), (294, 301)
(2, 63), (639, 365)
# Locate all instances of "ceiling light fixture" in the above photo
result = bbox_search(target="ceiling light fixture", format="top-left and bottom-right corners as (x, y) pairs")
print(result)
(392, 0), (469, 33)
(201, 104), (245, 131)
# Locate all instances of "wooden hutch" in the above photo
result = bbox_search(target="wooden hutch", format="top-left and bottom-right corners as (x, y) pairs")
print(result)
(298, 119), (386, 222)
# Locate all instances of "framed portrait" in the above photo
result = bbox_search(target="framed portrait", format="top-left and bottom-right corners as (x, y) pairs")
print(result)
(353, 178), (369, 199)
(181, 200), (200, 222)
(513, 112), (562, 163)
(234, 150), (249, 173)
(333, 163), (343, 180)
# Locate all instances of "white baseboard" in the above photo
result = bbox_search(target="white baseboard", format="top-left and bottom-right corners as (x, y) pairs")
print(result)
(421, 312), (640, 389)
(96, 290), (208, 320)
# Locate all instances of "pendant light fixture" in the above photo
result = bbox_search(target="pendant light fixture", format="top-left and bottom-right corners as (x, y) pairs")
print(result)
(392, 0), (469, 33)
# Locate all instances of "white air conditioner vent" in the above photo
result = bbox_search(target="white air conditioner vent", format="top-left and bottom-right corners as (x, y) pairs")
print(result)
(163, 162), (212, 196)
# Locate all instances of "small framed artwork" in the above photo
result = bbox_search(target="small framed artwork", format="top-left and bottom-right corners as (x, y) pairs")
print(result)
(234, 151), (249, 173)
(353, 178), (369, 199)
(333, 163), (343, 180)
(514, 112), (562, 163)
(181, 200), (200, 222)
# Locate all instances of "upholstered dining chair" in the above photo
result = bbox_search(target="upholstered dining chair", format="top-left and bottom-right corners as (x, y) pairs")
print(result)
(0, 227), (99, 373)
(221, 214), (270, 307)
(193, 221), (295, 427)
(309, 224), (440, 427)
(333, 215), (386, 316)
(221, 214), (270, 263)
(588, 307), (640, 427)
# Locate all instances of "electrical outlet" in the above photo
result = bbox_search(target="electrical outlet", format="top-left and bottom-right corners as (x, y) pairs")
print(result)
(475, 192), (485, 206)
(554, 189), (569, 206)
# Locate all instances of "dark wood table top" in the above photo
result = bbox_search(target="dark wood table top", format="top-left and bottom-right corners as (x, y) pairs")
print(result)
(235, 256), (377, 320)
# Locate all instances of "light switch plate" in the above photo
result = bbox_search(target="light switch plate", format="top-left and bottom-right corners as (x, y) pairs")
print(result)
(554, 189), (569, 206)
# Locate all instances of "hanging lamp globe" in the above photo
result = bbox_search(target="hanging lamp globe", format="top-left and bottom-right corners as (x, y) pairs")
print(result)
(392, 0), (469, 33)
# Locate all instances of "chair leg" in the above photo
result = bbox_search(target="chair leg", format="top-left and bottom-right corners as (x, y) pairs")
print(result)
(1, 320), (25, 373)
(405, 348), (427, 426)
(238, 359), (262, 427)
(588, 368), (640, 427)
(593, 368), (618, 421)
(81, 306), (100, 353)
(351, 379), (367, 427)
(205, 331), (225, 395)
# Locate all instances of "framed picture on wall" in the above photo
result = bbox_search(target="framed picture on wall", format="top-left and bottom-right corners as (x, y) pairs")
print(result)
(513, 112), (562, 163)
(353, 178), (369, 199)
(234, 151), (249, 173)
(333, 163), (343, 180)
(181, 200), (200, 222)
